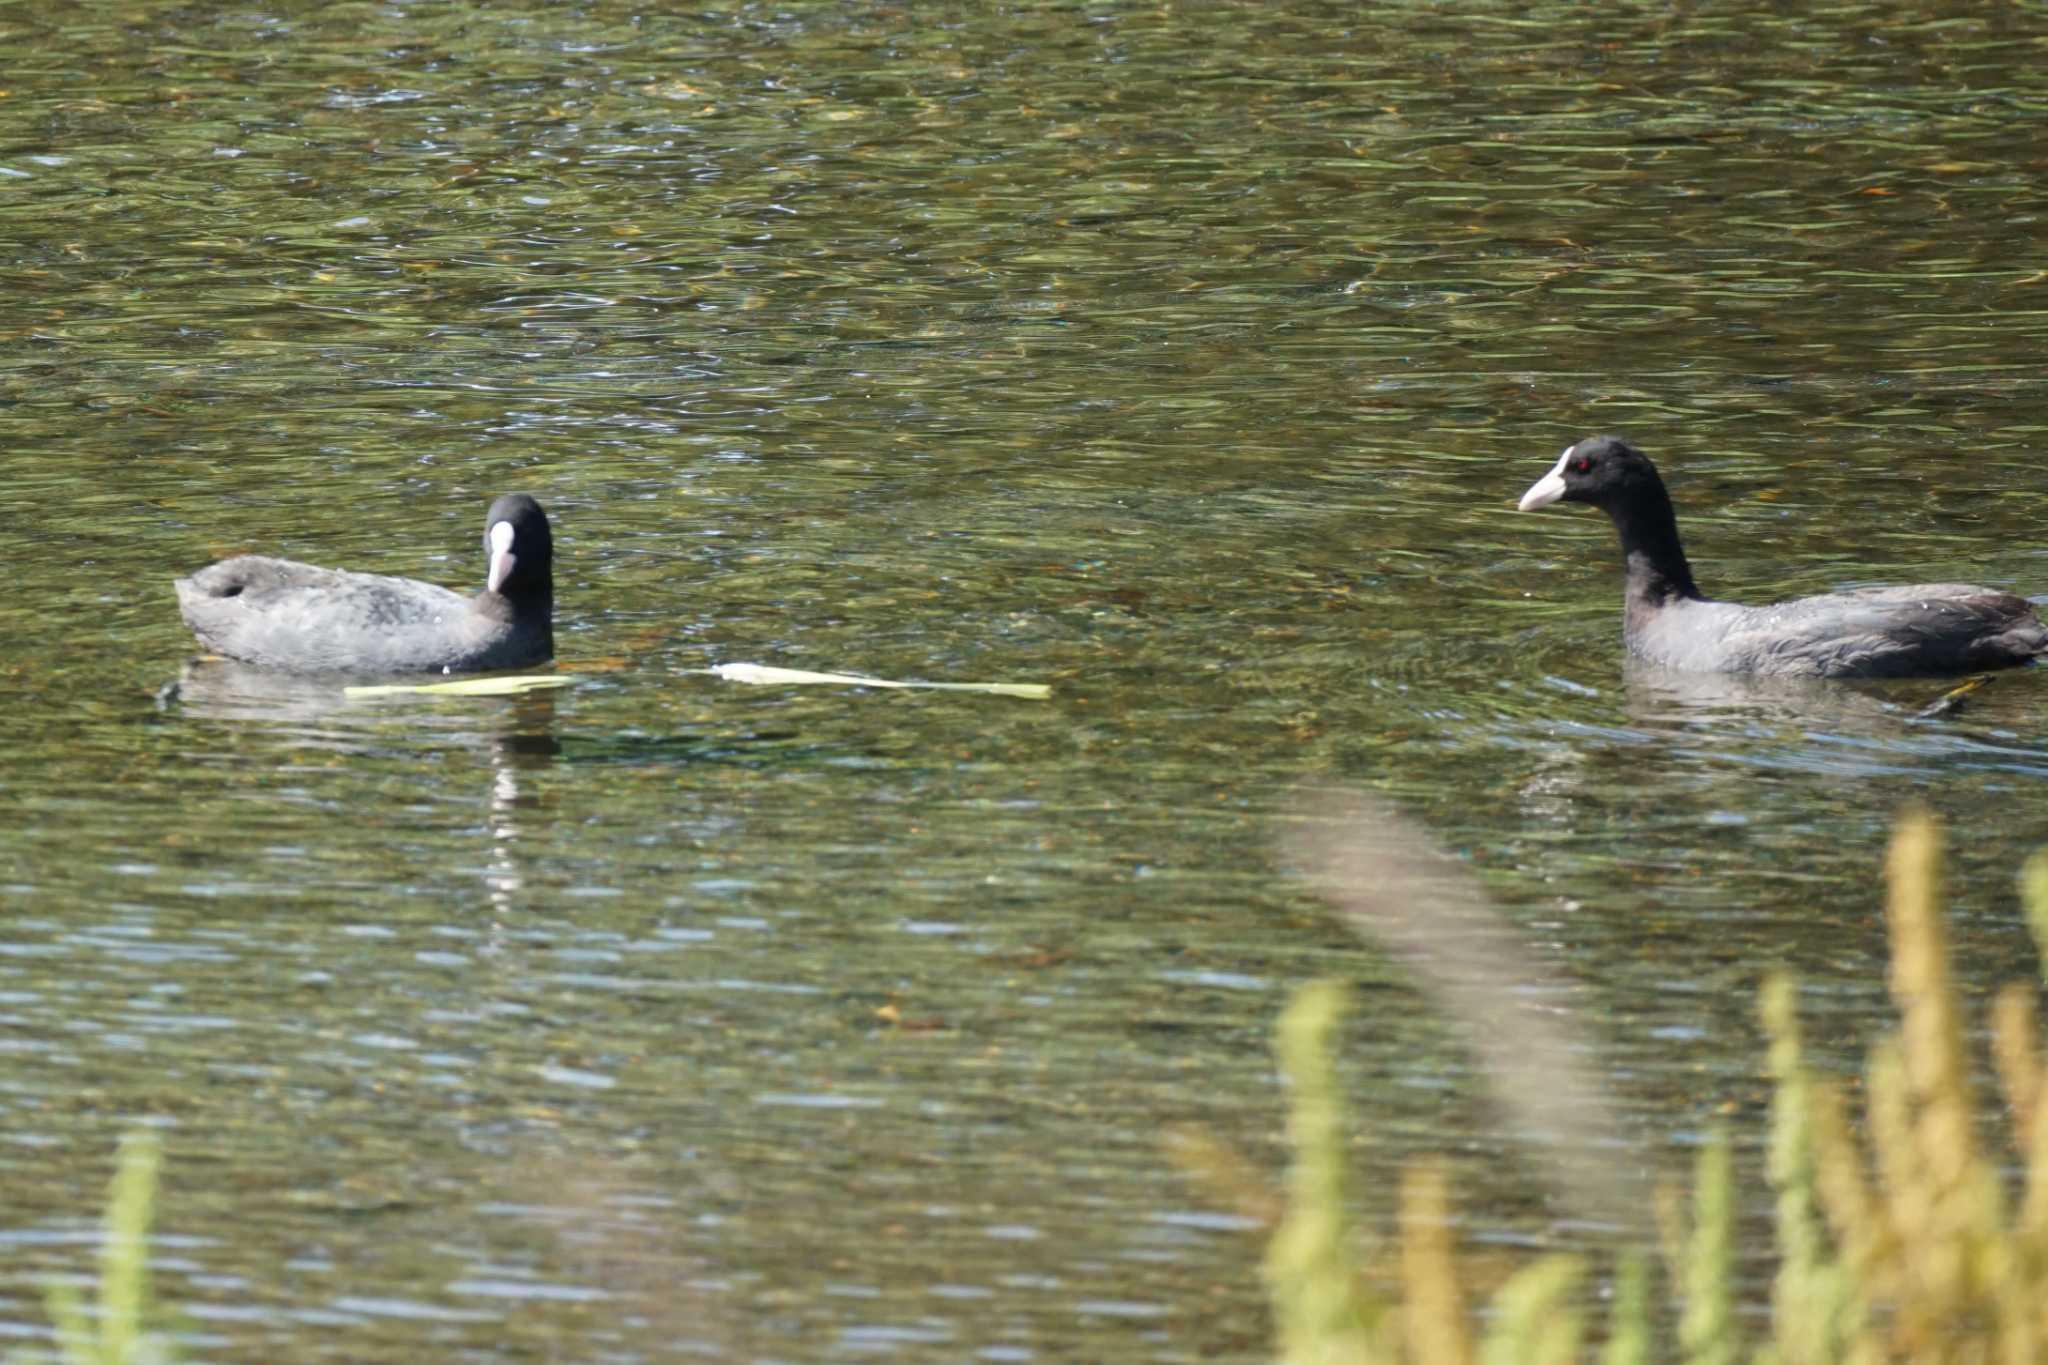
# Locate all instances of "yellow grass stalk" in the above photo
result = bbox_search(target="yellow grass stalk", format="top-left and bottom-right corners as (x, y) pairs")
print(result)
(1990, 984), (2042, 1163)
(1266, 980), (1388, 1365)
(1600, 1251), (1651, 1365)
(2021, 851), (2048, 987)
(1477, 1256), (1583, 1365)
(1806, 1071), (1897, 1317)
(38, 1130), (174, 1365)
(2016, 846), (2048, 1341)
(1866, 1038), (1949, 1359)
(1399, 1160), (1471, 1365)
(1885, 811), (2012, 1359)
(2020, 1035), (2048, 1317)
(1885, 812), (1982, 1197)
(1759, 972), (1872, 1365)
(1677, 1132), (1739, 1365)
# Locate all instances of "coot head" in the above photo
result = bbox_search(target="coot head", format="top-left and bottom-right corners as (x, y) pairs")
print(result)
(484, 494), (552, 601)
(1517, 436), (1662, 513)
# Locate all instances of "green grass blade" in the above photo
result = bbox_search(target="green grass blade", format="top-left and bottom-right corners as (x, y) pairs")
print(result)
(1602, 1250), (1652, 1365)
(42, 1279), (93, 1365)
(99, 1132), (160, 1363)
(1265, 980), (1386, 1365)
(1480, 1255), (1584, 1365)
(1681, 1131), (1740, 1365)
(2022, 850), (2048, 987)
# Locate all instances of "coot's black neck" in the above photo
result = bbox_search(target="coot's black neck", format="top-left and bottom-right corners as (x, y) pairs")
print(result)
(1606, 488), (1702, 607)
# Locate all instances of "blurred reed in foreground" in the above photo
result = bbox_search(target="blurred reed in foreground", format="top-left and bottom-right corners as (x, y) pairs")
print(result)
(1182, 803), (2048, 1364)
(7, 1130), (176, 1365)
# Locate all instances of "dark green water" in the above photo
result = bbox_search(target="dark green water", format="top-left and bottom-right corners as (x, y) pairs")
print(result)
(7, 1), (2048, 1358)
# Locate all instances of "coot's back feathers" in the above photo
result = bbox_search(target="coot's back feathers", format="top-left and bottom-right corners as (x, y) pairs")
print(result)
(1518, 437), (2047, 678)
(175, 494), (554, 675)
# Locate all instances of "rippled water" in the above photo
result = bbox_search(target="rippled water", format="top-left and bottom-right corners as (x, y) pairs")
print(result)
(7, 1), (2048, 1359)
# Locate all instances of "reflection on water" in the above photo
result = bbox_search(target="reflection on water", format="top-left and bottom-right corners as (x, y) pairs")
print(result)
(169, 659), (371, 740)
(173, 657), (567, 921)
(1619, 664), (1951, 775)
(1618, 664), (2048, 780)
(486, 727), (562, 920)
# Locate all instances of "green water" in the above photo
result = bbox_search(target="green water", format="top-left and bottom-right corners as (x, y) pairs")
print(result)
(7, 1), (2048, 1359)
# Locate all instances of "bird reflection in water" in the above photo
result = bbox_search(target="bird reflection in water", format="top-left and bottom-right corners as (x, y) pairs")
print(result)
(166, 658), (563, 916)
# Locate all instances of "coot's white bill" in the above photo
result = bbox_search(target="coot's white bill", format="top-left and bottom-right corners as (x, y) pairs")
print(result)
(486, 518), (518, 595)
(1517, 445), (1574, 512)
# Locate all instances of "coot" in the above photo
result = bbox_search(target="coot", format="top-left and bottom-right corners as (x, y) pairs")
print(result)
(175, 494), (554, 674)
(1517, 437), (2046, 677)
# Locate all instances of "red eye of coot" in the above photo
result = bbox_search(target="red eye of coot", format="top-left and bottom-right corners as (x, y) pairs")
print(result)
(1573, 457), (1590, 472)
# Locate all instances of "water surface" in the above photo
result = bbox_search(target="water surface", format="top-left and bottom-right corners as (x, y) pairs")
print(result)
(6, 2), (2048, 1359)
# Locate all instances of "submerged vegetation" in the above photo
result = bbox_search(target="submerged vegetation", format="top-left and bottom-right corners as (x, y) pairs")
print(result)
(1248, 810), (2048, 1364)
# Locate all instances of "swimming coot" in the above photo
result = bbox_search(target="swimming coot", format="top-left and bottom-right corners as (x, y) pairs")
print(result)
(1517, 437), (2047, 678)
(175, 494), (554, 674)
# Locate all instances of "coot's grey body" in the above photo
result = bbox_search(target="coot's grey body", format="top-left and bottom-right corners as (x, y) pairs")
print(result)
(1518, 438), (2047, 678)
(1621, 583), (2044, 678)
(175, 494), (554, 675)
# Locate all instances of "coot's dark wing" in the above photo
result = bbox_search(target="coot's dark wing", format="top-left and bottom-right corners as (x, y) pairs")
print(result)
(1722, 585), (2048, 678)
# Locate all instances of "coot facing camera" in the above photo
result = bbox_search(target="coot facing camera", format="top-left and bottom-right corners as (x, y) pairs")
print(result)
(175, 494), (554, 674)
(1518, 437), (2046, 678)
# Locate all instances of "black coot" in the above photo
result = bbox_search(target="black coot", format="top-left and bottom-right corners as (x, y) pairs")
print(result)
(1517, 437), (2046, 677)
(175, 494), (554, 674)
